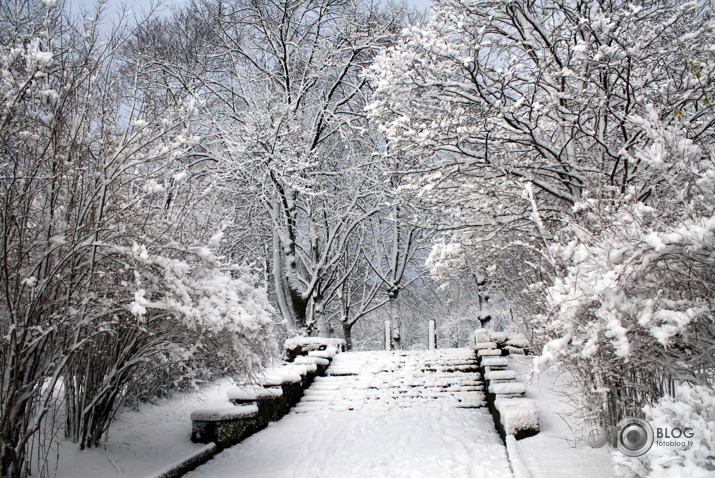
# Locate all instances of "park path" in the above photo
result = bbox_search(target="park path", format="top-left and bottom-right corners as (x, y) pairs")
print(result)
(185, 349), (513, 478)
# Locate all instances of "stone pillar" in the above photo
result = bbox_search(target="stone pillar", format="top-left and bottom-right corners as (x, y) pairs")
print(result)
(385, 320), (392, 351)
(428, 319), (436, 350)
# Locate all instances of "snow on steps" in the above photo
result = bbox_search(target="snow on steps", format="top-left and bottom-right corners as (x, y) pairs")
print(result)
(293, 349), (487, 413)
(474, 331), (539, 440)
(191, 346), (337, 449)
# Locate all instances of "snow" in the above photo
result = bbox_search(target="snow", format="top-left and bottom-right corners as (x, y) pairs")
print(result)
(506, 336), (531, 348)
(506, 435), (533, 478)
(51, 379), (238, 478)
(208, 230), (223, 247)
(508, 355), (615, 478)
(475, 341), (498, 349)
(495, 398), (536, 410)
(145, 444), (218, 478)
(48, 349), (620, 478)
(308, 347), (339, 360)
(294, 355), (330, 367)
(498, 405), (539, 436)
(190, 405), (259, 421)
(143, 179), (165, 194)
(489, 382), (527, 395)
(187, 349), (512, 478)
(226, 385), (283, 401)
(482, 357), (509, 367)
(284, 336), (346, 350)
(486, 370), (517, 381)
(474, 329), (491, 343)
(259, 372), (302, 386)
(614, 383), (715, 477)
(186, 407), (511, 478)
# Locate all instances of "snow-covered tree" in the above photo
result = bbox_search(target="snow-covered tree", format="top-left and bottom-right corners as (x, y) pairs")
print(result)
(206, 0), (409, 333)
(0, 2), (276, 474)
(368, 0), (715, 447)
(129, 0), (412, 334)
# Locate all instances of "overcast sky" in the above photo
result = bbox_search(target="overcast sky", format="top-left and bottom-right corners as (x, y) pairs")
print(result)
(64, 0), (432, 17)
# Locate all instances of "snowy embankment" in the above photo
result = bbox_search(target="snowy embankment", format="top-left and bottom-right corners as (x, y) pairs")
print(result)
(51, 378), (236, 478)
(508, 355), (615, 478)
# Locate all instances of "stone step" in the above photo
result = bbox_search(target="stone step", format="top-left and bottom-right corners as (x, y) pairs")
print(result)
(295, 349), (488, 414)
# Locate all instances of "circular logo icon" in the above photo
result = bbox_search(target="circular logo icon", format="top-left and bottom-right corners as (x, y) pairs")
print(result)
(616, 417), (654, 457)
(584, 425), (608, 448)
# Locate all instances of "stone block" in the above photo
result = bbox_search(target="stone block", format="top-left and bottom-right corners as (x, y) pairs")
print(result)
(485, 370), (517, 381)
(488, 382), (527, 396)
(481, 357), (509, 367)
(495, 398), (539, 439)
(190, 405), (260, 447)
(474, 341), (498, 349)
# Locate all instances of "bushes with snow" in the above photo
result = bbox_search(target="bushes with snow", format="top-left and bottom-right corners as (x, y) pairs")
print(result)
(535, 110), (714, 425)
(0, 2), (276, 475)
(613, 383), (715, 477)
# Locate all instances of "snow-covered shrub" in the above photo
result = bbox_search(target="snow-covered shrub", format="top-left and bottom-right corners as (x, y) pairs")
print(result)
(535, 109), (714, 425)
(63, 242), (277, 449)
(613, 384), (715, 477)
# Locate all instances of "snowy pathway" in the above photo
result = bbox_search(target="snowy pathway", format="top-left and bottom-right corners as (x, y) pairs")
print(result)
(186, 349), (513, 478)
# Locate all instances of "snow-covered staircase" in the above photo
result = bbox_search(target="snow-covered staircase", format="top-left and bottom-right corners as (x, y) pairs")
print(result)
(293, 348), (486, 413)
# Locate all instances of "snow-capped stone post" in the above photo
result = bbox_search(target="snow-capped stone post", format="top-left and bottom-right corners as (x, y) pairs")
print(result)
(385, 320), (392, 351)
(428, 320), (436, 350)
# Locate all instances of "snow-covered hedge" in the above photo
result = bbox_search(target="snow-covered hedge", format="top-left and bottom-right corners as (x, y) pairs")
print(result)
(534, 109), (714, 425)
(614, 384), (715, 478)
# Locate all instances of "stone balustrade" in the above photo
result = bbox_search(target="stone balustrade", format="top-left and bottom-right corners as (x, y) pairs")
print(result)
(473, 328), (539, 440)
(190, 338), (341, 449)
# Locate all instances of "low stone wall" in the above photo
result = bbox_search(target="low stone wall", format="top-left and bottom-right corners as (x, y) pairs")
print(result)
(474, 329), (539, 441)
(190, 405), (261, 448)
(190, 339), (340, 450)
(284, 336), (346, 362)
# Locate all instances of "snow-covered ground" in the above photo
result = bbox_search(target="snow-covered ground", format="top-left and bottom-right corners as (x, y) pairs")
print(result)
(186, 407), (510, 478)
(509, 355), (615, 478)
(49, 379), (236, 478)
(48, 349), (616, 478)
(187, 349), (511, 478)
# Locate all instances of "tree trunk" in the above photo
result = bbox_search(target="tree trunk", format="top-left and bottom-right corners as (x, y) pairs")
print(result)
(341, 321), (354, 351)
(388, 288), (400, 350)
(272, 217), (294, 329)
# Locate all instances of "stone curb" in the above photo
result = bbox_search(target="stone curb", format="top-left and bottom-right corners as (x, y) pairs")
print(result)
(505, 435), (533, 478)
(146, 443), (219, 478)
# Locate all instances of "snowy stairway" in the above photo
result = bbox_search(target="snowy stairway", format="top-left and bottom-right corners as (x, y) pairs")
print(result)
(185, 347), (514, 478)
(293, 348), (486, 413)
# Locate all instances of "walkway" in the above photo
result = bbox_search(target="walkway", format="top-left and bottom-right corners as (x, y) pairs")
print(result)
(185, 349), (513, 478)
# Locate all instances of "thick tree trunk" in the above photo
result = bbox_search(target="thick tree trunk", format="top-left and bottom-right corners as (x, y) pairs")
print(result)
(388, 292), (400, 350)
(272, 216), (294, 329)
(341, 321), (354, 351)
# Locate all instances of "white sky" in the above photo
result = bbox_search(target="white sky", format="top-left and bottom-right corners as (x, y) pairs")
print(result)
(63, 0), (432, 17)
